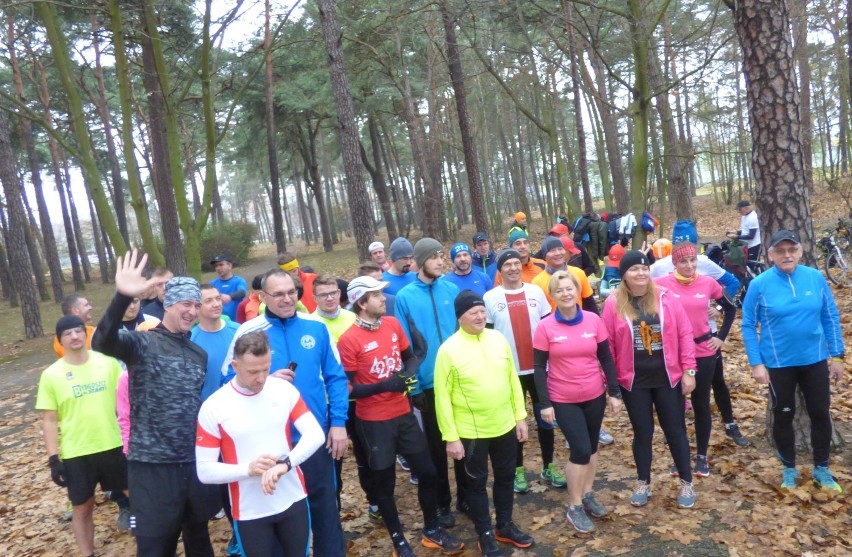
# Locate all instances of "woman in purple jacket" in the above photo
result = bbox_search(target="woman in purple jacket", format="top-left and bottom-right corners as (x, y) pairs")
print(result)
(600, 251), (697, 509)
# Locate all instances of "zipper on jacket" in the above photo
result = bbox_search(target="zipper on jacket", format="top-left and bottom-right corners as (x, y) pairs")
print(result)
(429, 283), (444, 343)
(786, 274), (797, 297)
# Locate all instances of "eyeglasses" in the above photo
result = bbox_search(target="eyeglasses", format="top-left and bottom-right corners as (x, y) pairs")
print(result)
(315, 291), (340, 300)
(263, 289), (298, 301)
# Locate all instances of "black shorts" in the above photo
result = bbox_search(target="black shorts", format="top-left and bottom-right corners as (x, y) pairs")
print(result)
(64, 446), (128, 506)
(128, 460), (221, 537)
(356, 412), (427, 470)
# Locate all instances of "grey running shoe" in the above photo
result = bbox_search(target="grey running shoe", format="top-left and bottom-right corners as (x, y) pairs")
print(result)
(631, 480), (652, 507)
(566, 504), (595, 533)
(677, 479), (696, 509)
(582, 492), (607, 518)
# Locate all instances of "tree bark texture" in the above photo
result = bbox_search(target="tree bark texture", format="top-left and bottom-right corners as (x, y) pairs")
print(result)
(265, 0), (286, 254)
(0, 110), (43, 338)
(790, 0), (813, 191)
(316, 0), (373, 261)
(562, 0), (593, 214)
(440, 1), (488, 234)
(731, 0), (817, 260)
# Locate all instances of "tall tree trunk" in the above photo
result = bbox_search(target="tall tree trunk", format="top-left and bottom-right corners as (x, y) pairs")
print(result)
(439, 0), (488, 233)
(0, 110), (42, 338)
(264, 0), (286, 253)
(7, 15), (63, 302)
(34, 1), (126, 255)
(19, 184), (49, 300)
(63, 155), (92, 283)
(360, 114), (398, 239)
(316, 0), (373, 260)
(295, 121), (333, 251)
(729, 0), (816, 259)
(790, 0), (813, 191)
(563, 0), (593, 213)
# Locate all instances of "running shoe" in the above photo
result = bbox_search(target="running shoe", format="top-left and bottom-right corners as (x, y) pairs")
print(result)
(630, 480), (652, 507)
(540, 462), (567, 488)
(725, 424), (750, 447)
(566, 504), (595, 533)
(495, 521), (534, 548)
(214, 508), (226, 520)
(392, 537), (415, 557)
(436, 506), (455, 529)
(582, 491), (607, 518)
(781, 467), (799, 490)
(598, 428), (615, 445)
(477, 530), (502, 557)
(410, 472), (419, 486)
(669, 464), (679, 477)
(116, 508), (131, 533)
(422, 527), (464, 553)
(62, 501), (72, 523)
(677, 479), (696, 509)
(513, 466), (528, 493)
(693, 456), (711, 478)
(813, 466), (843, 493)
(368, 505), (383, 524)
(397, 455), (411, 471)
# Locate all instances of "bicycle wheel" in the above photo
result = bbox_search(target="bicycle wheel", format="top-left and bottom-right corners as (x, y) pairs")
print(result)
(825, 251), (852, 286)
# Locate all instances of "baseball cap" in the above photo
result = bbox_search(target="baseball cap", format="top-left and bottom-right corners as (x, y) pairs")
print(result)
(368, 241), (384, 254)
(768, 230), (801, 248)
(210, 254), (233, 265)
(347, 276), (389, 306)
(472, 232), (489, 245)
(736, 200), (751, 209)
(549, 224), (569, 236)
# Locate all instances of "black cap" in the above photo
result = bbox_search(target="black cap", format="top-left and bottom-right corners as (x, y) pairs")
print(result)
(768, 230), (801, 248)
(736, 200), (751, 209)
(618, 250), (651, 277)
(472, 232), (489, 245)
(454, 289), (485, 319)
(55, 315), (85, 340)
(496, 249), (522, 271)
(210, 254), (233, 265)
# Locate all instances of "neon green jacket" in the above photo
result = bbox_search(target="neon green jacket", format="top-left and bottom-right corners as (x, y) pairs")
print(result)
(434, 328), (527, 441)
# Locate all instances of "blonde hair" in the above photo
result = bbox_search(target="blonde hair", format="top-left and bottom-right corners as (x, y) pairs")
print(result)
(548, 270), (580, 297)
(614, 275), (658, 320)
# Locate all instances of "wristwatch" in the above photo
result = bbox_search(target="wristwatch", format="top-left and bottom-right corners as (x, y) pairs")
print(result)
(685, 369), (696, 377)
(276, 455), (291, 471)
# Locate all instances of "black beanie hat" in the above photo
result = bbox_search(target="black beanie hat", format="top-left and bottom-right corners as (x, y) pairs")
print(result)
(496, 249), (522, 271)
(55, 315), (85, 339)
(454, 289), (485, 319)
(618, 250), (651, 277)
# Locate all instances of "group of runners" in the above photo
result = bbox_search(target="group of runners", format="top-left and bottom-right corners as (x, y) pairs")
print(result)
(37, 208), (845, 557)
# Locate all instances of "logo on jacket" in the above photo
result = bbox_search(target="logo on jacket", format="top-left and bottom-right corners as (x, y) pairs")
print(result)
(364, 341), (378, 352)
(300, 335), (316, 349)
(581, 332), (595, 339)
(553, 335), (568, 342)
(65, 371), (74, 381)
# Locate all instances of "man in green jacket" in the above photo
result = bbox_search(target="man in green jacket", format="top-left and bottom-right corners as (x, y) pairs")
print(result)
(434, 290), (534, 556)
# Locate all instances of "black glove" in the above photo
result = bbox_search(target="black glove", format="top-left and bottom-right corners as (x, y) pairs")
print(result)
(49, 455), (67, 487)
(410, 392), (427, 412)
(381, 374), (408, 393)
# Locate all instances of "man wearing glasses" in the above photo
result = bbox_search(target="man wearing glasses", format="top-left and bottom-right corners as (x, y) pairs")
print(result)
(312, 273), (356, 343)
(223, 269), (349, 556)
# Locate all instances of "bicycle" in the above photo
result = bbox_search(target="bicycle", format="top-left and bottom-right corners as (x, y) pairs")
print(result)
(819, 219), (852, 286)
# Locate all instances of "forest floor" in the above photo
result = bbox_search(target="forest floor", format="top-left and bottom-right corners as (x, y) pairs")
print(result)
(1, 187), (851, 555)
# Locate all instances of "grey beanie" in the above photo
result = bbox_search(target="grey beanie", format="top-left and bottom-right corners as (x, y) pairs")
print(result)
(389, 237), (414, 262)
(164, 277), (201, 308)
(541, 236), (564, 256)
(414, 238), (443, 269)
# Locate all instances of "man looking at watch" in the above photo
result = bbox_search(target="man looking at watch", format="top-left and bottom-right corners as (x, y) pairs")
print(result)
(197, 331), (324, 557)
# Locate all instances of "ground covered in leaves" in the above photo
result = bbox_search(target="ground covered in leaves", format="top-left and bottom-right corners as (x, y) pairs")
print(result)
(1, 190), (851, 555)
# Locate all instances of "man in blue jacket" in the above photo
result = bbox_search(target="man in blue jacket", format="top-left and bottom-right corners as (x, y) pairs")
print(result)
(395, 238), (461, 528)
(444, 242), (491, 297)
(472, 232), (498, 283)
(222, 269), (348, 556)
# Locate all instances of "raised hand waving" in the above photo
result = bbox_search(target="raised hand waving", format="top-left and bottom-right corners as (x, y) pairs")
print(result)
(115, 249), (156, 298)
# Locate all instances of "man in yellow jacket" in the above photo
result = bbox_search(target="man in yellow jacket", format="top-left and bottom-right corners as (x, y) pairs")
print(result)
(434, 290), (534, 556)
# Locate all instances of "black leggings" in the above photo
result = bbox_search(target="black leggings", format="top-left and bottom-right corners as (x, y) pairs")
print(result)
(135, 521), (212, 557)
(553, 395), (606, 465)
(337, 401), (376, 508)
(622, 383), (692, 483)
(711, 351), (736, 425)
(768, 361), (832, 467)
(460, 429), (517, 536)
(517, 374), (555, 468)
(690, 356), (717, 457)
(234, 498), (309, 557)
(372, 448), (439, 537)
(420, 388), (464, 509)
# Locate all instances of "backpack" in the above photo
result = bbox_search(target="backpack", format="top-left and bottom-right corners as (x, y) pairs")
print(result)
(725, 239), (748, 272)
(641, 211), (659, 233)
(607, 218), (621, 246)
(573, 216), (592, 244)
(672, 220), (698, 244)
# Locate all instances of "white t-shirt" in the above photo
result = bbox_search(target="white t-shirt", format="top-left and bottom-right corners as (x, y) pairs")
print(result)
(195, 377), (324, 521)
(650, 254), (726, 280)
(484, 283), (551, 375)
(740, 210), (761, 248)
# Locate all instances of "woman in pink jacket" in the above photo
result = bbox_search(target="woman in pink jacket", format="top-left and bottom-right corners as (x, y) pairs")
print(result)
(600, 250), (697, 509)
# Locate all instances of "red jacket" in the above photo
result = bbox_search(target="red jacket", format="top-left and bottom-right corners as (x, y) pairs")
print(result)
(600, 287), (696, 391)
